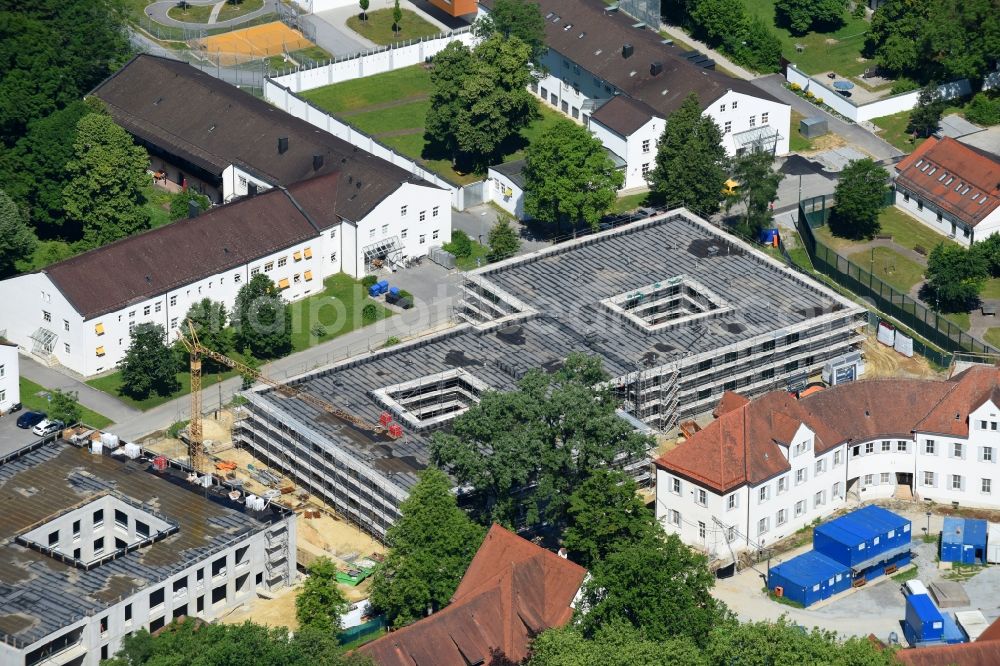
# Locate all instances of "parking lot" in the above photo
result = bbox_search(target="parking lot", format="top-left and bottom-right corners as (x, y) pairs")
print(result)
(713, 505), (1000, 643)
(0, 413), (42, 457)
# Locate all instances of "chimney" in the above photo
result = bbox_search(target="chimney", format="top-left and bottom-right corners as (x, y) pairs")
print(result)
(312, 154), (324, 171)
(650, 61), (663, 76)
(622, 43), (634, 59)
(278, 137), (289, 154)
(188, 199), (200, 218)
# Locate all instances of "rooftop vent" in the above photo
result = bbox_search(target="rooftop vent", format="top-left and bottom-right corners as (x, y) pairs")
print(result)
(278, 137), (289, 154)
(622, 43), (634, 59)
(563, 23), (572, 31)
(578, 32), (586, 38)
(650, 61), (663, 76)
(629, 70), (637, 77)
(313, 154), (324, 171)
(595, 48), (603, 55)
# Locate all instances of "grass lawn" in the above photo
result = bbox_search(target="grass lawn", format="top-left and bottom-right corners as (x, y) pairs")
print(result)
(891, 567), (919, 583)
(217, 0), (265, 22)
(349, 100), (431, 135)
(145, 185), (175, 229)
(346, 8), (441, 45)
(789, 110), (813, 152)
(848, 246), (925, 292)
(743, 0), (871, 76)
(985, 328), (1000, 349)
(451, 241), (491, 271)
(288, 273), (392, 352)
(980, 279), (1000, 300)
(87, 365), (240, 411)
(301, 65), (432, 114)
(877, 207), (958, 253)
(20, 377), (113, 429)
(943, 311), (971, 331)
(166, 3), (214, 23)
(611, 192), (649, 215)
(872, 104), (965, 152)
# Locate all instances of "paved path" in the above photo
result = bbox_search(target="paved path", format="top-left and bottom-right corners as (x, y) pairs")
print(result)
(207, 0), (225, 24)
(145, 0), (278, 29)
(304, 11), (370, 57)
(751, 75), (903, 162)
(658, 23), (757, 80)
(19, 356), (141, 425)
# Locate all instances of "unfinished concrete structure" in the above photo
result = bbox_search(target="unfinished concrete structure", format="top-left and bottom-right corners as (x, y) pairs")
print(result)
(235, 210), (866, 539)
(0, 439), (296, 666)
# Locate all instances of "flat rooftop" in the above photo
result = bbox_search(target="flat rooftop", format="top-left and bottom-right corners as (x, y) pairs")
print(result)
(249, 211), (860, 493)
(0, 440), (288, 648)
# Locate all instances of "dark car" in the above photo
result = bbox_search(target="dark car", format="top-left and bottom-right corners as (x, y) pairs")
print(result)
(16, 410), (46, 429)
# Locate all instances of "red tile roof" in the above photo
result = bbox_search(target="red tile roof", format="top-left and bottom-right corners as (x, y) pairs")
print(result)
(713, 391), (749, 418)
(894, 136), (1000, 228)
(656, 366), (1000, 493)
(358, 525), (586, 666)
(895, 642), (1000, 666)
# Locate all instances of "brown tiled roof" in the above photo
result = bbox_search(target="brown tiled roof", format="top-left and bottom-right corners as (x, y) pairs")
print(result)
(915, 365), (1000, 436)
(976, 615), (1000, 642)
(714, 391), (749, 418)
(895, 642), (1000, 666)
(358, 524), (586, 666)
(484, 0), (780, 124)
(44, 184), (322, 319)
(590, 95), (658, 136)
(894, 136), (1000, 228)
(91, 55), (439, 222)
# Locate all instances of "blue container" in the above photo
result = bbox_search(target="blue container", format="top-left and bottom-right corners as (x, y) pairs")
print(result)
(941, 613), (966, 644)
(942, 517), (973, 564)
(856, 549), (911, 583)
(389, 286), (400, 296)
(758, 228), (778, 244)
(376, 280), (389, 293)
(813, 505), (910, 567)
(904, 593), (944, 644)
(768, 551), (851, 607)
(368, 284), (381, 297)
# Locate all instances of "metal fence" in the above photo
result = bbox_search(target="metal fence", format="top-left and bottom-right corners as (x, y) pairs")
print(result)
(796, 195), (998, 359)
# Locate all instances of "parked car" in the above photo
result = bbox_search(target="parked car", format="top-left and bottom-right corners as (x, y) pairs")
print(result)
(16, 410), (46, 429)
(32, 419), (65, 437)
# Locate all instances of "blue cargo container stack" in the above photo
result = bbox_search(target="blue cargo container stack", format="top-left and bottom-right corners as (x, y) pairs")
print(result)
(903, 593), (967, 647)
(768, 506), (912, 607)
(940, 517), (988, 565)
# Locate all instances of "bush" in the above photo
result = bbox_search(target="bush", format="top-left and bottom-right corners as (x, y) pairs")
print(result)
(310, 323), (327, 337)
(890, 78), (921, 95)
(851, 1), (865, 18)
(965, 92), (1000, 126)
(789, 82), (802, 92)
(444, 230), (473, 258)
(168, 192), (210, 220)
(814, 97), (824, 105)
(361, 275), (377, 289)
(398, 289), (413, 301)
(362, 303), (378, 323)
(167, 420), (189, 439)
(804, 91), (815, 100)
(384, 336), (401, 347)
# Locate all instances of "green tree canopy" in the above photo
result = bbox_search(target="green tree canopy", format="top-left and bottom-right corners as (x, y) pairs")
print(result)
(474, 0), (547, 61)
(368, 467), (485, 628)
(0, 188), (36, 278)
(727, 148), (781, 236)
(177, 299), (230, 373)
(523, 119), (623, 236)
(925, 243), (987, 312)
(646, 94), (727, 215)
(119, 323), (181, 399)
(830, 158), (890, 240)
(296, 557), (350, 633)
(431, 353), (651, 530)
(47, 389), (82, 426)
(392, 0), (402, 33)
(733, 16), (784, 73)
(973, 233), (1000, 277)
(562, 470), (660, 569)
(425, 41), (476, 166)
(908, 83), (946, 138)
(232, 274), (293, 359)
(359, 0), (369, 19)
(62, 113), (150, 248)
(104, 618), (371, 666)
(529, 621), (705, 666)
(774, 0), (847, 35)
(487, 212), (521, 261)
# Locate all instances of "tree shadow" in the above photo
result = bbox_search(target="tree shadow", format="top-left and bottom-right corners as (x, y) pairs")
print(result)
(918, 282), (981, 315)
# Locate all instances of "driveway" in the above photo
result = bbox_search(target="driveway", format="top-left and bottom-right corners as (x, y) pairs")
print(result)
(19, 355), (141, 426)
(0, 415), (41, 458)
(305, 11), (369, 57)
(752, 74), (903, 162)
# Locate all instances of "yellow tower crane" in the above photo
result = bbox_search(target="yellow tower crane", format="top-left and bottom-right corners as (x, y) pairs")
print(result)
(177, 320), (384, 474)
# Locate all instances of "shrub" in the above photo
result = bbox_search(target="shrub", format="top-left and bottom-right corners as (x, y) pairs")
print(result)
(852, 1), (865, 18)
(310, 323), (327, 337)
(384, 336), (401, 347)
(890, 78), (921, 95)
(804, 91), (815, 100)
(965, 92), (1000, 126)
(168, 192), (210, 220)
(444, 230), (473, 258)
(361, 275), (377, 289)
(399, 289), (413, 301)
(167, 420), (189, 439)
(789, 82), (802, 92)
(814, 97), (824, 105)
(362, 303), (378, 323)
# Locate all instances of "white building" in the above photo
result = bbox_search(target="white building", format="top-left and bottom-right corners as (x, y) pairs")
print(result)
(893, 136), (1000, 246)
(0, 339), (19, 415)
(481, 0), (791, 191)
(0, 438), (297, 666)
(655, 366), (1000, 560)
(486, 159), (527, 219)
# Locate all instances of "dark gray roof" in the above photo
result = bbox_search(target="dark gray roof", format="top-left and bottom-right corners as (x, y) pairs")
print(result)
(482, 0), (781, 123)
(253, 212), (849, 494)
(590, 96), (658, 136)
(91, 55), (440, 221)
(0, 441), (288, 648)
(490, 159), (527, 189)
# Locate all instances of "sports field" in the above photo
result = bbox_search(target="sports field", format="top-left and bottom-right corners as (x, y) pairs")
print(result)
(194, 21), (314, 65)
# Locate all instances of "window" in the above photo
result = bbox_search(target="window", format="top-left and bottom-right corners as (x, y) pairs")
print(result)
(125, 603), (133, 623)
(48, 530), (59, 547)
(277, 257), (287, 268)
(540, 86), (548, 99)
(865, 442), (874, 454)
(794, 441), (809, 456)
(671, 478), (681, 494)
(73, 520), (81, 539)
(432, 229), (439, 240)
(698, 521), (706, 539)
(115, 509), (127, 530)
(726, 527), (736, 542)
(379, 224), (388, 236)
(641, 162), (650, 175)
(776, 509), (787, 525)
(94, 537), (105, 555)
(329, 252), (337, 262)
(724, 121), (732, 134)
(983, 478), (992, 494)
(419, 234), (426, 244)
(211, 556), (226, 578)
(369, 228), (376, 239)
(43, 310), (51, 322)
(155, 302), (162, 313)
(758, 517), (769, 535)
(814, 491), (825, 507)
(815, 459), (825, 475)
(918, 199), (924, 211)
(173, 578), (187, 596)
(761, 112), (769, 124)
(880, 472), (891, 485)
(236, 545), (249, 566)
(864, 474), (874, 486)
(695, 488), (707, 506)
(418, 209), (427, 223)
(400, 205), (407, 217)
(925, 439), (936, 454)
(758, 486), (769, 503)
(983, 446), (994, 462)
(234, 273), (241, 284)
(952, 442), (963, 458)
(238, 175), (247, 189)
(550, 93), (557, 105)
(401, 228), (408, 239)
(293, 274), (301, 284)
(150, 616), (165, 632)
(170, 295), (177, 306)
(832, 481), (842, 497)
(432, 206), (440, 218)
(898, 441), (908, 452)
(93, 509), (104, 528)
(795, 468), (806, 485)
(731, 100), (738, 109)
(834, 450), (843, 466)
(136, 521), (149, 539)
(668, 509), (681, 526)
(63, 319), (70, 332)
(169, 318), (178, 330)
(777, 476), (788, 493)
(642, 139), (650, 153)
(151, 587), (167, 608)
(882, 440), (891, 452)
(719, 103), (725, 112)
(923, 471), (936, 486)
(64, 343), (70, 354)
(749, 115), (756, 128)
(264, 262), (274, 272)
(727, 494), (737, 510)
(951, 474), (963, 490)
(129, 310), (135, 319)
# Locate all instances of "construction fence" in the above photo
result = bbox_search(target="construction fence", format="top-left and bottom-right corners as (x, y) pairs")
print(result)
(796, 195), (998, 361)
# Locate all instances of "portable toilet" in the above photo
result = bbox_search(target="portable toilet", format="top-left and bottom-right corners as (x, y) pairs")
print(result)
(768, 550), (851, 607)
(904, 593), (945, 646)
(988, 523), (1000, 564)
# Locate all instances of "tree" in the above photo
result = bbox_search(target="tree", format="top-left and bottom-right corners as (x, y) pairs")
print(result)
(487, 213), (521, 261)
(924, 244), (987, 312)
(964, 92), (1000, 126)
(0, 188), (36, 278)
(168, 192), (211, 221)
(562, 470), (659, 569)
(646, 94), (727, 215)
(455, 35), (538, 170)
(444, 229), (473, 258)
(908, 82), (946, 138)
(431, 353), (651, 530)
(368, 468), (485, 628)
(727, 148), (781, 236)
(104, 618), (371, 666)
(232, 274), (293, 359)
(529, 622), (705, 666)
(119, 324), (181, 399)
(239, 347), (261, 390)
(734, 17), (783, 73)
(524, 119), (623, 236)
(392, 0), (402, 34)
(830, 158), (890, 240)
(359, 0), (368, 20)
(425, 41), (476, 166)
(473, 0), (547, 61)
(690, 0), (748, 47)
(578, 531), (727, 647)
(177, 299), (230, 373)
(296, 557), (350, 633)
(774, 0), (847, 35)
(47, 389), (82, 426)
(62, 113), (150, 248)
(705, 618), (897, 665)
(866, 0), (931, 77)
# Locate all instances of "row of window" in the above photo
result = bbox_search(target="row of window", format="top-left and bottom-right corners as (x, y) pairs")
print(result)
(399, 205), (440, 219)
(373, 226), (440, 243)
(921, 472), (993, 494)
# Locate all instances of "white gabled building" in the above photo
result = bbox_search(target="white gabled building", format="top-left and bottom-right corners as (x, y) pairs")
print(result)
(0, 340), (19, 415)
(655, 366), (1000, 559)
(480, 0), (791, 192)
